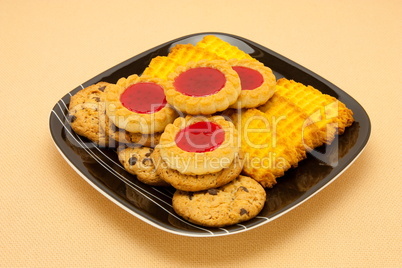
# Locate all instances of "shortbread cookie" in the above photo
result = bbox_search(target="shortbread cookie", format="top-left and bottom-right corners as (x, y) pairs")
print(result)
(157, 115), (239, 175)
(151, 147), (243, 192)
(118, 146), (169, 186)
(104, 74), (178, 134)
(69, 82), (110, 146)
(228, 58), (276, 109)
(172, 175), (266, 227)
(164, 60), (241, 114)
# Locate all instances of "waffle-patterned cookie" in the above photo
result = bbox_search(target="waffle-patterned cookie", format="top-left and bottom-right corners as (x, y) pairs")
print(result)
(142, 56), (180, 80)
(196, 35), (255, 61)
(268, 78), (354, 145)
(142, 44), (223, 80)
(167, 44), (223, 66)
(232, 95), (321, 188)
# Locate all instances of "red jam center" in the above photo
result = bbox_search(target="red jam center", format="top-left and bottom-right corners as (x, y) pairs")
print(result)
(120, 82), (167, 114)
(232, 66), (263, 90)
(173, 67), (226, 97)
(175, 122), (225, 153)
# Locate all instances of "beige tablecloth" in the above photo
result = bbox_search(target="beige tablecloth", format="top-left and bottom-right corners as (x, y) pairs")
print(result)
(1, 0), (400, 267)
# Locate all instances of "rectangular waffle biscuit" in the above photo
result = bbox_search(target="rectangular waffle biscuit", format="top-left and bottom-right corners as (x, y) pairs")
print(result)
(233, 95), (320, 188)
(142, 44), (223, 79)
(142, 56), (180, 80)
(265, 78), (354, 145)
(196, 35), (255, 61)
(167, 44), (223, 66)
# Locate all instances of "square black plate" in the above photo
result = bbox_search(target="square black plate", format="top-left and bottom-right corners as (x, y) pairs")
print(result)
(49, 32), (371, 237)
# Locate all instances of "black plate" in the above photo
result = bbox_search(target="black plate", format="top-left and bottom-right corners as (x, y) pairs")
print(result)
(49, 32), (371, 237)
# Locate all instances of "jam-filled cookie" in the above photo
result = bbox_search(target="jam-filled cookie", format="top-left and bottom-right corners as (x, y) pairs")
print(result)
(157, 115), (240, 175)
(172, 175), (266, 227)
(228, 58), (276, 109)
(69, 82), (111, 146)
(104, 75), (178, 134)
(118, 146), (169, 186)
(151, 147), (243, 192)
(164, 60), (241, 114)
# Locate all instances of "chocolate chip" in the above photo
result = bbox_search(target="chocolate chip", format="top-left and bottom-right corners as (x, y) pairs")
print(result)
(145, 152), (152, 157)
(98, 86), (106, 92)
(240, 208), (249, 216)
(128, 156), (137, 165)
(93, 97), (100, 102)
(142, 158), (152, 166)
(239, 186), (249, 192)
(207, 189), (219, 195)
(69, 115), (77, 123)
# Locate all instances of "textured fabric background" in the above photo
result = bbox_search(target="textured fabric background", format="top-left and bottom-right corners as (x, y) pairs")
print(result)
(1, 0), (400, 267)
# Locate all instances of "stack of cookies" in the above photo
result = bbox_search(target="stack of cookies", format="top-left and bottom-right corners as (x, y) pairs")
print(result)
(68, 35), (354, 227)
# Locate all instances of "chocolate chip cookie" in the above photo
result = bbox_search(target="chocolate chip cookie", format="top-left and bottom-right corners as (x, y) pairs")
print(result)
(172, 175), (266, 227)
(118, 146), (169, 186)
(68, 82), (110, 146)
(105, 119), (161, 147)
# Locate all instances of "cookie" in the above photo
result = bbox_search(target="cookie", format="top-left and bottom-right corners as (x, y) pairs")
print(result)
(167, 43), (223, 66)
(196, 35), (256, 61)
(142, 56), (181, 80)
(157, 115), (240, 175)
(104, 117), (161, 147)
(172, 175), (266, 227)
(271, 78), (354, 144)
(118, 146), (169, 186)
(104, 74), (178, 134)
(232, 101), (319, 188)
(151, 147), (243, 192)
(164, 60), (241, 115)
(68, 82), (110, 146)
(227, 58), (276, 109)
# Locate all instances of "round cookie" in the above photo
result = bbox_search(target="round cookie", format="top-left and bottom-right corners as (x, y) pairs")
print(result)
(164, 59), (241, 115)
(158, 115), (240, 175)
(104, 74), (178, 134)
(172, 175), (266, 227)
(151, 147), (243, 192)
(118, 146), (169, 186)
(227, 58), (276, 109)
(68, 82), (110, 146)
